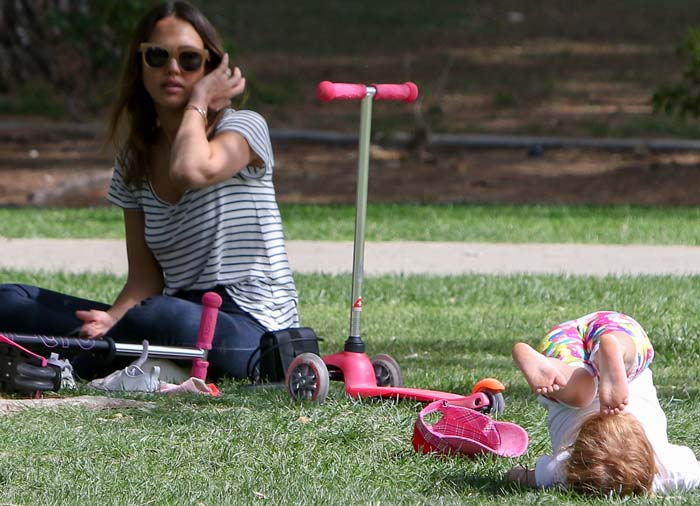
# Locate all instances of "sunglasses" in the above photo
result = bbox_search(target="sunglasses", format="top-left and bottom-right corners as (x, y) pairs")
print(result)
(139, 43), (210, 72)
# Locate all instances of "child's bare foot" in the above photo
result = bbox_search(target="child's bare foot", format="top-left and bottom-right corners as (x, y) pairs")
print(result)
(512, 342), (567, 395)
(596, 334), (630, 415)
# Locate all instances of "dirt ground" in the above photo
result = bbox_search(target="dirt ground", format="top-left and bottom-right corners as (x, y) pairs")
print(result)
(274, 142), (700, 206)
(2, 118), (700, 207)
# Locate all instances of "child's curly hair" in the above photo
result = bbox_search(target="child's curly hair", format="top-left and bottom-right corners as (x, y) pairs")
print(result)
(566, 411), (656, 496)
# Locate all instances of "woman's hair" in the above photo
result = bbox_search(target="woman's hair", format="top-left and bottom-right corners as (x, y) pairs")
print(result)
(566, 411), (656, 496)
(107, 1), (224, 186)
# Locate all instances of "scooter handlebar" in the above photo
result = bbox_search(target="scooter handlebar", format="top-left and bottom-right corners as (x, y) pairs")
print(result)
(317, 81), (419, 103)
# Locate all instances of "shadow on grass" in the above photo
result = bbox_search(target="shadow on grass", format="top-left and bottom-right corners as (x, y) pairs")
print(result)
(426, 466), (525, 499)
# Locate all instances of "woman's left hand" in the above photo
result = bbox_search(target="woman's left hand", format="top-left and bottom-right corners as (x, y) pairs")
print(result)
(190, 53), (245, 112)
(75, 309), (117, 339)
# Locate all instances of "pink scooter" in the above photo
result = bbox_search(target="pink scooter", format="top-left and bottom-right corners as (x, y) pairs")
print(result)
(284, 82), (505, 412)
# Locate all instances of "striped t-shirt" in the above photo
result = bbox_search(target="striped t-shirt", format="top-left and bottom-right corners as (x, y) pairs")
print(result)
(107, 109), (299, 331)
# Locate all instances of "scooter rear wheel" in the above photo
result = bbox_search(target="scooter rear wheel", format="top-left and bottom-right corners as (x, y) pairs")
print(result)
(286, 353), (330, 403)
(370, 353), (404, 387)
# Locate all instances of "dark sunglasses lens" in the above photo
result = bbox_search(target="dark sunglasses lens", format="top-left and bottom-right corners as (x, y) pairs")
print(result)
(144, 47), (169, 67)
(179, 51), (204, 71)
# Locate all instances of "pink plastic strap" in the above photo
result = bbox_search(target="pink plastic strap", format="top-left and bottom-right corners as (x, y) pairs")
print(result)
(0, 334), (47, 366)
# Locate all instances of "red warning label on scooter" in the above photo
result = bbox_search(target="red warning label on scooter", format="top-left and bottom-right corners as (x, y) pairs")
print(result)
(353, 297), (363, 310)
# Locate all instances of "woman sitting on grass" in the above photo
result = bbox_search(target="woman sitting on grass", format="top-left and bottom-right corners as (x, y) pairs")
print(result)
(0, 1), (298, 381)
(507, 311), (700, 496)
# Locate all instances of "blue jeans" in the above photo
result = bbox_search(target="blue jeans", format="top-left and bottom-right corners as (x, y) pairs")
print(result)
(0, 284), (266, 381)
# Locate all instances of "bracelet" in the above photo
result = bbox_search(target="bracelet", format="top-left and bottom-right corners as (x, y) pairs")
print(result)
(185, 104), (208, 127)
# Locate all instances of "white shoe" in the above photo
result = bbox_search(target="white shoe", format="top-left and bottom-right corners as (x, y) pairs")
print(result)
(140, 359), (189, 384)
(88, 340), (160, 393)
(49, 353), (76, 390)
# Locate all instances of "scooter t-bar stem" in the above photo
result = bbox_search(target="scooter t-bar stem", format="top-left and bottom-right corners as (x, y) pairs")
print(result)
(343, 87), (376, 353)
(2, 333), (206, 360)
(317, 81), (419, 103)
(3, 333), (113, 355)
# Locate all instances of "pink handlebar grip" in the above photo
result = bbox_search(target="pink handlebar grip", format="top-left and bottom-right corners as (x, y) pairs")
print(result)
(318, 81), (419, 103)
(373, 82), (419, 103)
(196, 291), (222, 351)
(317, 81), (368, 102)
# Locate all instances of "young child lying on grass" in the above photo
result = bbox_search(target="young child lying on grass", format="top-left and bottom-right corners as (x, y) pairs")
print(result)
(508, 311), (700, 496)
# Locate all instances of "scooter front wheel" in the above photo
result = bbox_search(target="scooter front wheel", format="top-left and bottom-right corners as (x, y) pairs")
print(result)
(471, 378), (506, 414)
(286, 353), (330, 403)
(484, 391), (506, 414)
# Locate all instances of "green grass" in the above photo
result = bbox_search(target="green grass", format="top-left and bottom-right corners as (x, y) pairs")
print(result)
(0, 81), (66, 118)
(3, 204), (700, 245)
(0, 208), (125, 239)
(1, 270), (699, 504)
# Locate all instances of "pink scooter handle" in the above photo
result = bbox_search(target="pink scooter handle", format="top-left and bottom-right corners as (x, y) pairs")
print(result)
(195, 291), (221, 350)
(373, 82), (419, 103)
(191, 291), (222, 380)
(318, 81), (419, 103)
(317, 81), (366, 102)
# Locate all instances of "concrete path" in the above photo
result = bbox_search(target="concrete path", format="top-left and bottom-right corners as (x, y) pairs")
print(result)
(1, 238), (700, 276)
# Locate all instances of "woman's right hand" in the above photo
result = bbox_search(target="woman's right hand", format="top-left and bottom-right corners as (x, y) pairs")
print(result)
(190, 53), (246, 112)
(75, 309), (117, 339)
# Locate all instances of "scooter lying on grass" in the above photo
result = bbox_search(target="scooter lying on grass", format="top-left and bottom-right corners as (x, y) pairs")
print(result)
(0, 292), (222, 396)
(275, 81), (506, 414)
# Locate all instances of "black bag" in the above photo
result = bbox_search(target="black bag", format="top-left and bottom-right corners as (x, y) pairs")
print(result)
(249, 327), (322, 383)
